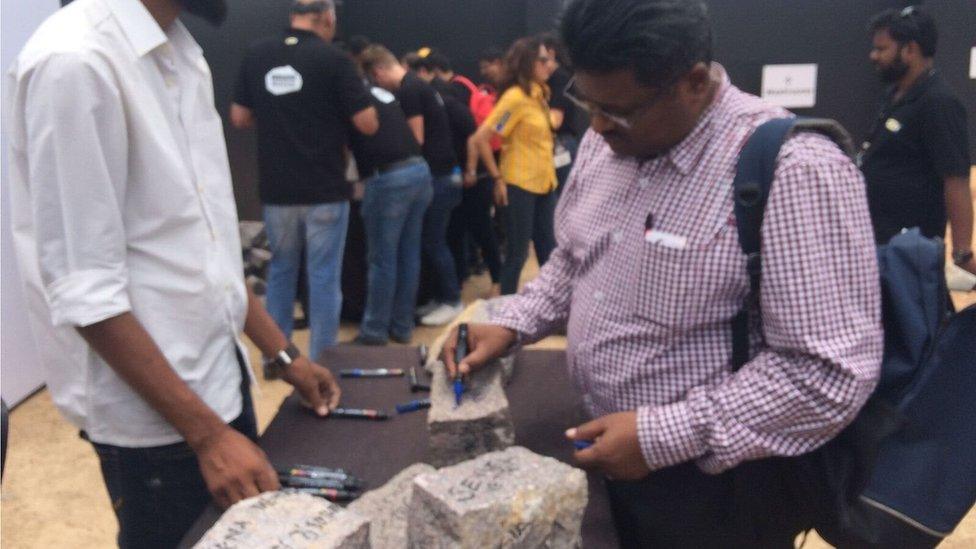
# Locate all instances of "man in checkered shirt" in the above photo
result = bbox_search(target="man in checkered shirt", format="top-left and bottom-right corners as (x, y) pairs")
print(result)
(444, 0), (883, 546)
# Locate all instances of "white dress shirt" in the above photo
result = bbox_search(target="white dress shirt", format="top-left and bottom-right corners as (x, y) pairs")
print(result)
(5, 0), (250, 447)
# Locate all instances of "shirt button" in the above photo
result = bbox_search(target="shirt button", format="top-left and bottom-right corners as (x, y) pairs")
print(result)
(638, 177), (650, 188)
(594, 291), (605, 302)
(612, 231), (623, 243)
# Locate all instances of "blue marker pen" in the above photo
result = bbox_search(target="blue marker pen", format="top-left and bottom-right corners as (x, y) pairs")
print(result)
(573, 440), (594, 450)
(340, 368), (404, 378)
(395, 398), (432, 414)
(454, 323), (469, 406)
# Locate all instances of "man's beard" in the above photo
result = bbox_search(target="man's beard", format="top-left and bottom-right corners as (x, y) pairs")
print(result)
(877, 57), (909, 84)
(178, 0), (227, 26)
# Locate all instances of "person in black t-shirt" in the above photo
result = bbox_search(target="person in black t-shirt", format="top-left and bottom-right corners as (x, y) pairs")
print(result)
(361, 45), (465, 326)
(860, 6), (973, 277)
(413, 51), (503, 295)
(230, 0), (378, 359)
(348, 82), (435, 345)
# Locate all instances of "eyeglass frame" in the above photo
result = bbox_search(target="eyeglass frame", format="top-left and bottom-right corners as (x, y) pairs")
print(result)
(562, 75), (678, 130)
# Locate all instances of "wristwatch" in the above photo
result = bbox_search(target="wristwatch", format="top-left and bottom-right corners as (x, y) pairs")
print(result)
(264, 343), (300, 379)
(953, 249), (973, 266)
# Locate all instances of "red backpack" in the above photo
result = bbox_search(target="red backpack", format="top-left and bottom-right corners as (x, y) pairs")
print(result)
(452, 75), (501, 151)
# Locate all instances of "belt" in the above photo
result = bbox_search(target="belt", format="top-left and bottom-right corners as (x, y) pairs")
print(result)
(376, 156), (425, 176)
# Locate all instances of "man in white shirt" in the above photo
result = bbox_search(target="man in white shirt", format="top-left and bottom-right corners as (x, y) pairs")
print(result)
(5, 0), (342, 546)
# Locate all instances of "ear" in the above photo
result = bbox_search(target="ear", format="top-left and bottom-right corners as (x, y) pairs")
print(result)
(901, 40), (921, 61)
(684, 62), (711, 96)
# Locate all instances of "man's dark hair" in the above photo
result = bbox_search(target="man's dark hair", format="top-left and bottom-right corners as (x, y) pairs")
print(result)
(426, 51), (453, 73)
(868, 6), (937, 58)
(560, 0), (712, 88)
(347, 35), (371, 57)
(479, 46), (504, 63)
(290, 0), (332, 16)
(407, 55), (434, 72)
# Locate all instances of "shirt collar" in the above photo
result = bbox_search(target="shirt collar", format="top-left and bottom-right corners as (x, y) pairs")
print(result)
(103, 0), (169, 58)
(666, 64), (731, 176)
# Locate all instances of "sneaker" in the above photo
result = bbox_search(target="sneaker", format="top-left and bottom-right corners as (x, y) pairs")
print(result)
(420, 302), (464, 326)
(351, 334), (388, 346)
(415, 300), (440, 317)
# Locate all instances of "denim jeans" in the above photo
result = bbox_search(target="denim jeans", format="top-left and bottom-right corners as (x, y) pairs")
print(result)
(263, 201), (350, 360)
(89, 355), (257, 549)
(422, 174), (463, 303)
(499, 184), (558, 294)
(359, 160), (433, 341)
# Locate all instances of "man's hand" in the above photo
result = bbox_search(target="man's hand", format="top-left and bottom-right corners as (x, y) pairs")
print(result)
(463, 171), (478, 188)
(493, 179), (509, 207)
(282, 357), (341, 416)
(567, 411), (651, 481)
(193, 426), (279, 508)
(442, 323), (517, 379)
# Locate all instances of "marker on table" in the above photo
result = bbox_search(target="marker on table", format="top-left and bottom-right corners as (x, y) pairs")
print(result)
(408, 366), (430, 393)
(395, 398), (432, 414)
(280, 474), (353, 490)
(284, 487), (359, 502)
(573, 440), (594, 450)
(454, 323), (469, 407)
(278, 465), (365, 488)
(340, 368), (404, 378)
(329, 407), (389, 420)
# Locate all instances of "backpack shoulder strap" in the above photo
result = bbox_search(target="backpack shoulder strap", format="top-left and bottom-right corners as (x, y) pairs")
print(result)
(451, 75), (479, 95)
(731, 117), (797, 369)
(730, 116), (856, 370)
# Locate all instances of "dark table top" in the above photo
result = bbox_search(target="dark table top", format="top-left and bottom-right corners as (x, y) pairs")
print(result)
(180, 346), (618, 548)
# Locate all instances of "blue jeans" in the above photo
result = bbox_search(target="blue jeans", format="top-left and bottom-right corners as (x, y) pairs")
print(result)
(264, 202), (350, 360)
(422, 174), (463, 303)
(360, 160), (433, 341)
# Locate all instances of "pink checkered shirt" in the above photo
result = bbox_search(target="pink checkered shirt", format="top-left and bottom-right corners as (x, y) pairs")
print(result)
(489, 68), (883, 474)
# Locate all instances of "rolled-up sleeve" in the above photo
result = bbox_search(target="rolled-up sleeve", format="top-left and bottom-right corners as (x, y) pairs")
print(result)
(22, 53), (131, 327)
(636, 133), (884, 473)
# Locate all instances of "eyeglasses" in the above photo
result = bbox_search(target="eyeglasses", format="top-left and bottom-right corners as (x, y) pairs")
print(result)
(562, 76), (673, 130)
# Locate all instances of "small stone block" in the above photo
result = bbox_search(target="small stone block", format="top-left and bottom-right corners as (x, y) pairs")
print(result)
(407, 447), (588, 548)
(194, 491), (369, 549)
(347, 463), (437, 549)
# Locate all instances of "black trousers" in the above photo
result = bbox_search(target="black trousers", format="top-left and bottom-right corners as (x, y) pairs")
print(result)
(447, 176), (502, 284)
(606, 461), (807, 549)
(499, 184), (558, 295)
(88, 356), (257, 549)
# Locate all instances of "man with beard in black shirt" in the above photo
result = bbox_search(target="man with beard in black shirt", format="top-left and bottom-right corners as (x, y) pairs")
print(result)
(860, 6), (973, 277)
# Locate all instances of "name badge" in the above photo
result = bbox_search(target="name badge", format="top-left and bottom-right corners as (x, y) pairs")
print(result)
(554, 143), (572, 169)
(885, 118), (902, 133)
(644, 230), (687, 249)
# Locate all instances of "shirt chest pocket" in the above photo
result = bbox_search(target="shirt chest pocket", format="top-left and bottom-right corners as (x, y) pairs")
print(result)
(633, 225), (746, 331)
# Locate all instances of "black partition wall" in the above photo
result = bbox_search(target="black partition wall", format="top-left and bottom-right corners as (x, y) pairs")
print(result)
(170, 0), (973, 219)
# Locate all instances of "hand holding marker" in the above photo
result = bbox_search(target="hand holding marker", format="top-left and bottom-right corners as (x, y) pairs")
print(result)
(454, 323), (469, 407)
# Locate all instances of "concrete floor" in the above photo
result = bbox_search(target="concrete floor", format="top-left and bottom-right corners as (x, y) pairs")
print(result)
(4, 188), (976, 548)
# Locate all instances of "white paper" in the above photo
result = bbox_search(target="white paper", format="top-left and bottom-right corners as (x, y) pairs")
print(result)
(970, 47), (976, 79)
(761, 64), (818, 108)
(644, 230), (688, 249)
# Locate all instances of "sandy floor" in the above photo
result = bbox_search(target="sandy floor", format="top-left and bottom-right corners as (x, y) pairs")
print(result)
(3, 173), (976, 548)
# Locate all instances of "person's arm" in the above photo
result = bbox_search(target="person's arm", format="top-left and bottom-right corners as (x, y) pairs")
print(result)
(242, 287), (341, 414)
(476, 89), (525, 205)
(335, 54), (378, 136)
(573, 134), (884, 478)
(406, 115), (425, 145)
(22, 53), (277, 507)
(78, 315), (279, 507)
(550, 108), (565, 131)
(351, 106), (379, 136)
(229, 102), (255, 129)
(945, 174), (975, 274)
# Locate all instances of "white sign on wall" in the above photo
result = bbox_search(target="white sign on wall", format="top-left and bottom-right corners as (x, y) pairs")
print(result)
(761, 63), (818, 109)
(970, 47), (975, 79)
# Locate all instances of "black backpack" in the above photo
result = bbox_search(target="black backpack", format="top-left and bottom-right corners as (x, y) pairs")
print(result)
(732, 117), (976, 548)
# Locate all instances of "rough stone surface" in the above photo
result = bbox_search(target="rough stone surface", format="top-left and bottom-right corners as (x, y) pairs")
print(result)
(426, 355), (514, 467)
(424, 298), (516, 383)
(347, 463), (436, 549)
(407, 447), (587, 549)
(194, 491), (369, 549)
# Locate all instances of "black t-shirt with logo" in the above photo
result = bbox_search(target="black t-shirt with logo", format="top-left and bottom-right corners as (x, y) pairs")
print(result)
(396, 72), (458, 176)
(349, 85), (422, 177)
(234, 28), (371, 204)
(859, 71), (971, 244)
